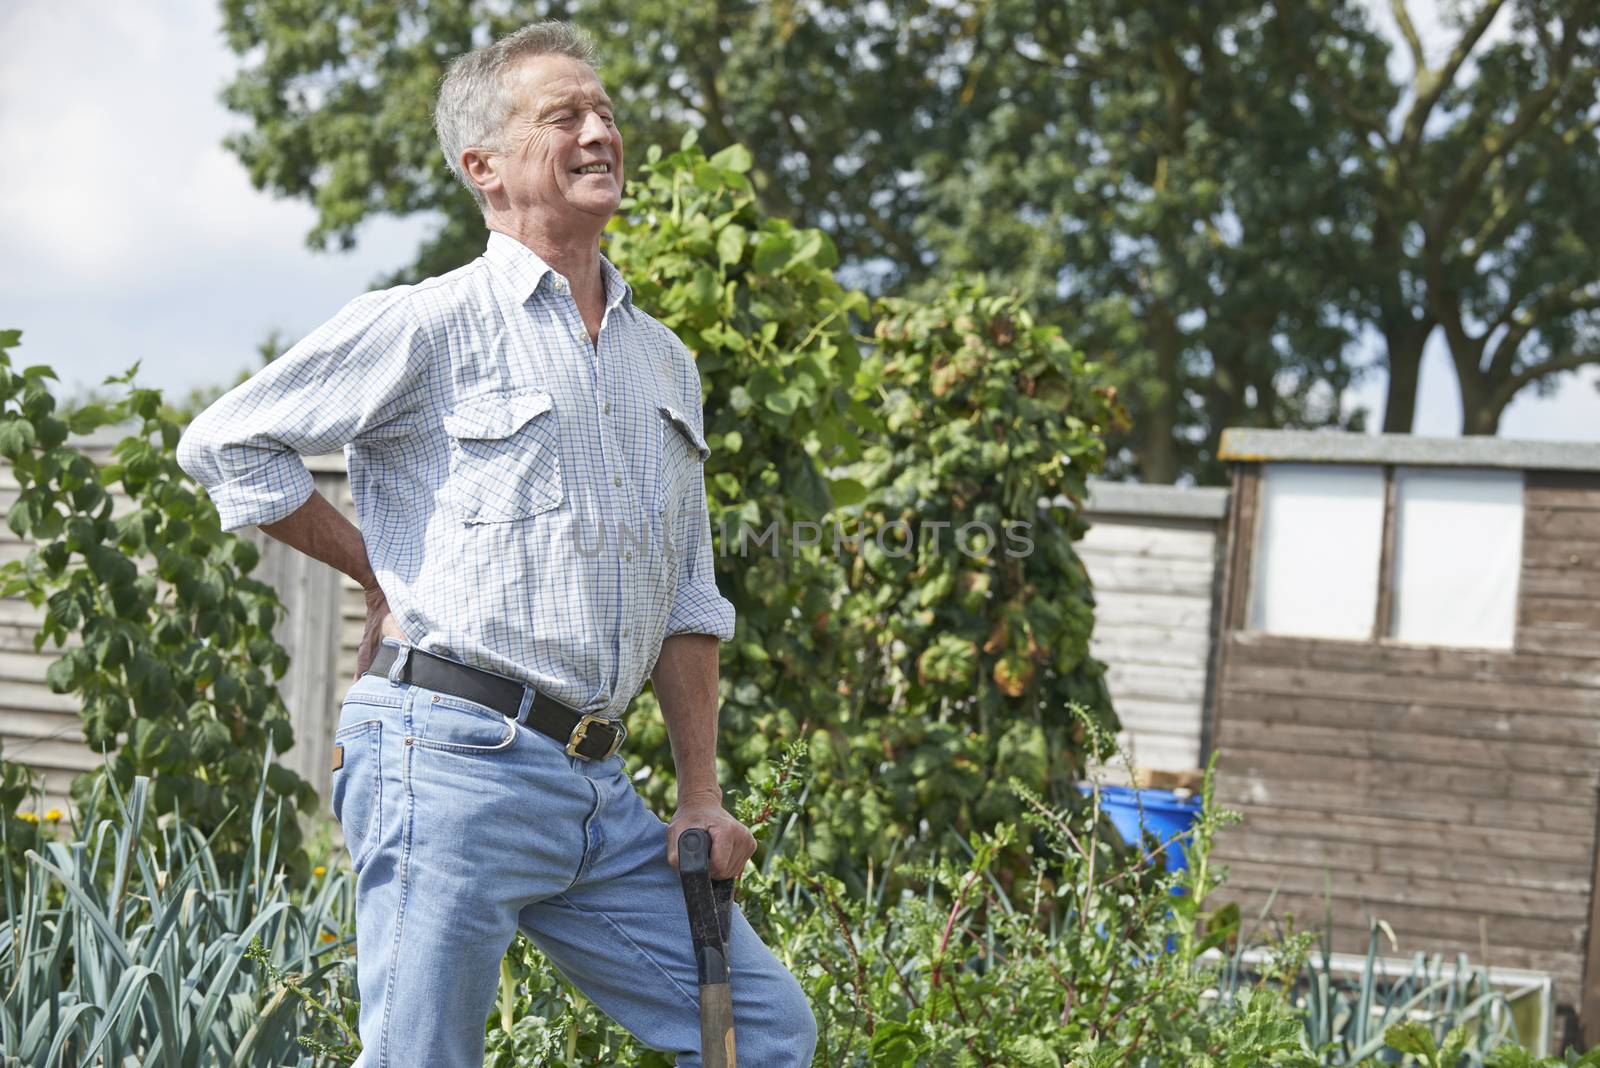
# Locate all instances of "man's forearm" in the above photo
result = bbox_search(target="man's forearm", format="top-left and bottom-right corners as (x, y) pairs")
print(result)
(651, 633), (724, 803)
(258, 488), (378, 590)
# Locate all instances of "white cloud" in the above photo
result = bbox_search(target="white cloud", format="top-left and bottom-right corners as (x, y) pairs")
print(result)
(0, 0), (428, 396)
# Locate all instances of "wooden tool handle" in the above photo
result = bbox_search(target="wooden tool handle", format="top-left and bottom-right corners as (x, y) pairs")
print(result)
(680, 827), (738, 1066)
(700, 983), (737, 1068)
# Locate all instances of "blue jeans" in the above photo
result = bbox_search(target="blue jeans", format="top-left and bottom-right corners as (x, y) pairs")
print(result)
(329, 647), (817, 1067)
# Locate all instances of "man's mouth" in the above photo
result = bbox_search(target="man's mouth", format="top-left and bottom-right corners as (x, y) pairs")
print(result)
(573, 163), (611, 175)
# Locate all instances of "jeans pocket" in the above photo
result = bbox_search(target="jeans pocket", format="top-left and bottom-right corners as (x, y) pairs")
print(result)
(410, 694), (519, 755)
(331, 719), (383, 873)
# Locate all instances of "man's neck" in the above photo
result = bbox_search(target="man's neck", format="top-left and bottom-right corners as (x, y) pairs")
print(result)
(488, 218), (606, 302)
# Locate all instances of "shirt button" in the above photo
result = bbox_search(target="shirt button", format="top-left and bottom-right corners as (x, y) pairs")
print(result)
(554, 277), (568, 292)
(612, 475), (622, 487)
(602, 402), (611, 414)
(621, 628), (630, 638)
(624, 551), (633, 562)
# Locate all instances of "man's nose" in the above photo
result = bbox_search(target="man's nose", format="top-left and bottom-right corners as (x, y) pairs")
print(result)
(578, 111), (611, 144)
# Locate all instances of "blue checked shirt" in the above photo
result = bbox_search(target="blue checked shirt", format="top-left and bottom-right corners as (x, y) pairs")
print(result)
(176, 230), (736, 720)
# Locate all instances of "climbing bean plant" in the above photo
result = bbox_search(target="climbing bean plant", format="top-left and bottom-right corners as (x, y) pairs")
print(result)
(606, 141), (1124, 884)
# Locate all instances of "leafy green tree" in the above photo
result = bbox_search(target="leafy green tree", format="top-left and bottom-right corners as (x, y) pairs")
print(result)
(904, 0), (1371, 482)
(1282, 0), (1600, 434)
(218, 0), (948, 285)
(217, 0), (1368, 483)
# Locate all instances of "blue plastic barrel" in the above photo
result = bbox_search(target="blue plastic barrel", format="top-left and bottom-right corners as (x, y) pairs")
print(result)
(1079, 784), (1202, 872)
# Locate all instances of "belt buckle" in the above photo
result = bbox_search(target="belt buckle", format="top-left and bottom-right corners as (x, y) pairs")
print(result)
(566, 713), (624, 759)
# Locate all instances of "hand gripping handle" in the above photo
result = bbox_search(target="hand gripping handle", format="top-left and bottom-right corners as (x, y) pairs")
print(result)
(677, 827), (735, 983)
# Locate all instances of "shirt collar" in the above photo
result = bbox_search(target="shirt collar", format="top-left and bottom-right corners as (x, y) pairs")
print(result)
(483, 229), (634, 311)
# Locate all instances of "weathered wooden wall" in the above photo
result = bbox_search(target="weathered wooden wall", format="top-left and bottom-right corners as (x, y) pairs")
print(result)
(1211, 466), (1600, 1038)
(1076, 482), (1229, 773)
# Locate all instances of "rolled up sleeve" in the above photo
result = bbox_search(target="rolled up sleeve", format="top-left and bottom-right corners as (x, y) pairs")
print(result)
(176, 289), (427, 531)
(664, 437), (736, 642)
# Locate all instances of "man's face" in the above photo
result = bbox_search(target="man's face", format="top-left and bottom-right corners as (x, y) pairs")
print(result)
(491, 53), (624, 226)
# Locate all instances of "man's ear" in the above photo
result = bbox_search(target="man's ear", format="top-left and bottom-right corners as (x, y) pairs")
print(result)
(461, 146), (501, 200)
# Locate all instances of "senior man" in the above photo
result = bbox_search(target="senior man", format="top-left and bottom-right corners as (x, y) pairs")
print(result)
(176, 20), (815, 1067)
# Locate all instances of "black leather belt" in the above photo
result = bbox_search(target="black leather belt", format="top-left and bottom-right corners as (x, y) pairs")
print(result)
(366, 644), (626, 761)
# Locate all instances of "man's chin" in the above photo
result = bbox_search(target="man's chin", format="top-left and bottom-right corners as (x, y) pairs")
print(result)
(570, 192), (621, 217)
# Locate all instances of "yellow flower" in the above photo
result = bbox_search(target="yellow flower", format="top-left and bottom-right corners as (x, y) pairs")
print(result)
(17, 811), (37, 824)
(313, 865), (327, 877)
(44, 809), (62, 822)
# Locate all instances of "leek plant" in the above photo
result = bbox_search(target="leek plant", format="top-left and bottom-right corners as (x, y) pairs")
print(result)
(0, 745), (354, 1067)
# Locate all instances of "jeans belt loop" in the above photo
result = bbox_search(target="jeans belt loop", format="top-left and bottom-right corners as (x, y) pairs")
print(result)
(386, 644), (411, 687)
(515, 683), (535, 725)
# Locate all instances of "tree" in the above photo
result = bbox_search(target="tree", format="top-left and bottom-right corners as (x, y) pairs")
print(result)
(905, 0), (1371, 482)
(1284, 0), (1600, 434)
(218, 0), (1369, 483)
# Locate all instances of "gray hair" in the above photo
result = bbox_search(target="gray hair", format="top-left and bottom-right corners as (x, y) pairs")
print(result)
(434, 21), (600, 210)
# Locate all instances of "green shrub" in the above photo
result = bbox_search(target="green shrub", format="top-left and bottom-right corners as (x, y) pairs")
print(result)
(820, 284), (1124, 875)
(0, 331), (314, 883)
(0, 737), (56, 895)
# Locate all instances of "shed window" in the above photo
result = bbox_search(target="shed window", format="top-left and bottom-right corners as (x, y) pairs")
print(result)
(1390, 468), (1523, 649)
(1247, 462), (1525, 648)
(1249, 464), (1386, 640)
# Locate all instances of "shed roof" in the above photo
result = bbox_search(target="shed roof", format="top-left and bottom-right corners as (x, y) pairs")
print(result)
(1081, 479), (1229, 519)
(1218, 429), (1600, 473)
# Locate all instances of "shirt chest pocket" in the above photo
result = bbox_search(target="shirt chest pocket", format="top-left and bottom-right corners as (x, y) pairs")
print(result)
(441, 389), (564, 523)
(657, 404), (709, 524)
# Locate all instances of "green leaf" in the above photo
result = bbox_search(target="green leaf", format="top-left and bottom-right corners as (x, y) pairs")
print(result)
(715, 224), (746, 267)
(827, 477), (867, 507)
(792, 230), (824, 263)
(751, 233), (792, 274)
(708, 143), (752, 174)
(66, 404), (115, 434)
(867, 1021), (924, 1068)
(0, 418), (37, 459)
(1384, 1021), (1437, 1058)
(762, 388), (798, 416)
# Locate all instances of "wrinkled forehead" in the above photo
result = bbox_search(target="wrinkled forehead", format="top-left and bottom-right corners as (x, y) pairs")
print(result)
(505, 53), (613, 113)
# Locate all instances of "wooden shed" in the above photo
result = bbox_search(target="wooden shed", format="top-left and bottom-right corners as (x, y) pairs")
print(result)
(1207, 429), (1600, 1046)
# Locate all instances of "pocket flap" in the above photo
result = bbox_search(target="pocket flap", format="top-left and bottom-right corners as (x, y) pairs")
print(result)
(443, 390), (554, 440)
(658, 404), (710, 461)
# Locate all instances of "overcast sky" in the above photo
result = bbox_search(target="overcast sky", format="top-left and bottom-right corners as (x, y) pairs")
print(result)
(2, 0), (1594, 440)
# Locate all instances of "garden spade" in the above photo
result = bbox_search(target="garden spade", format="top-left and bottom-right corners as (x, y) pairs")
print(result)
(677, 827), (737, 1068)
